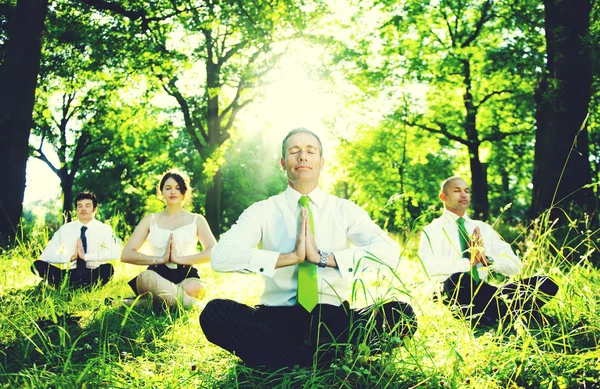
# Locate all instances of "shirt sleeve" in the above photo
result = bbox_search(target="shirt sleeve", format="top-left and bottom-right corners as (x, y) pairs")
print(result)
(39, 226), (74, 264)
(332, 201), (401, 277)
(211, 202), (279, 277)
(479, 223), (522, 276)
(84, 224), (121, 262)
(418, 224), (470, 279)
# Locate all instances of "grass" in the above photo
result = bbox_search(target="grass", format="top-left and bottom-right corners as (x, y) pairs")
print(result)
(0, 215), (599, 388)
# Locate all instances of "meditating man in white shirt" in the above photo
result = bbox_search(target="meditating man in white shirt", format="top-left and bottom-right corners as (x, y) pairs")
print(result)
(200, 128), (417, 370)
(418, 176), (558, 328)
(31, 192), (119, 288)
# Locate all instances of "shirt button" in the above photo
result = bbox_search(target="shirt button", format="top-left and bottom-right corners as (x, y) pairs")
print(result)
(259, 268), (264, 272)
(348, 268), (353, 273)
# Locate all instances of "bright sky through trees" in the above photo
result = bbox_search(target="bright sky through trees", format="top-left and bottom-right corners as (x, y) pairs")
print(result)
(23, 50), (342, 205)
(24, 143), (60, 204)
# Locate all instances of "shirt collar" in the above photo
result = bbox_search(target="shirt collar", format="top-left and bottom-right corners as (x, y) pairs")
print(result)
(442, 209), (470, 222)
(76, 218), (98, 229)
(284, 186), (326, 210)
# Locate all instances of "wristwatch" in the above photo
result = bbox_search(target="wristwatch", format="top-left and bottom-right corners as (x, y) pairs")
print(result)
(317, 250), (330, 268)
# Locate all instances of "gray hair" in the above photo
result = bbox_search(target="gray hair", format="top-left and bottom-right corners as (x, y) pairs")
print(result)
(281, 128), (323, 159)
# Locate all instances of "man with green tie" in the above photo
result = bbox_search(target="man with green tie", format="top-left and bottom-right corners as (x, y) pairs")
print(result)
(200, 128), (416, 369)
(418, 176), (558, 328)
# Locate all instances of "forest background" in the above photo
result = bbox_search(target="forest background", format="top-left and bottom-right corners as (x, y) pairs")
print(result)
(1, 0), (600, 388)
(1, 0), (598, 241)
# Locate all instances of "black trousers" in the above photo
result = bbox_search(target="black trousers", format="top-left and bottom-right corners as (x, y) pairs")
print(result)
(199, 298), (417, 369)
(441, 272), (559, 326)
(31, 260), (114, 289)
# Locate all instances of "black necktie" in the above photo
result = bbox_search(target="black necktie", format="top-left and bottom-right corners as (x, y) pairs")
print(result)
(77, 226), (88, 273)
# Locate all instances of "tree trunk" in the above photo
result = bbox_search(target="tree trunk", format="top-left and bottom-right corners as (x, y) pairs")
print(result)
(61, 173), (74, 222)
(0, 0), (48, 243)
(530, 0), (596, 223)
(462, 59), (490, 221)
(205, 169), (223, 237)
(468, 144), (489, 221)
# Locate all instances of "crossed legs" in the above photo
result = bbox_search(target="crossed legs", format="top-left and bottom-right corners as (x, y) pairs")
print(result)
(31, 260), (114, 288)
(135, 269), (205, 309)
(442, 272), (559, 327)
(199, 298), (417, 370)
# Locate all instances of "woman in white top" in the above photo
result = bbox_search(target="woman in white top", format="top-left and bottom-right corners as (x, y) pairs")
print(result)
(121, 169), (217, 309)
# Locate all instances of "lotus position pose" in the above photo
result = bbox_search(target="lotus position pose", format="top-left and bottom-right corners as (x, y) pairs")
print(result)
(31, 192), (118, 288)
(200, 128), (417, 370)
(121, 169), (217, 309)
(419, 176), (559, 328)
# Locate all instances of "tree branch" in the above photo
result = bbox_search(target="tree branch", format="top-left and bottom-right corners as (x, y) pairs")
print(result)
(76, 0), (190, 31)
(220, 40), (249, 66)
(163, 78), (209, 158)
(32, 147), (60, 177)
(481, 129), (529, 143)
(70, 131), (91, 178)
(476, 89), (513, 108)
(438, 2), (456, 48)
(78, 0), (148, 26)
(408, 120), (470, 146)
(462, 0), (493, 48)
(222, 97), (253, 137)
(219, 43), (276, 127)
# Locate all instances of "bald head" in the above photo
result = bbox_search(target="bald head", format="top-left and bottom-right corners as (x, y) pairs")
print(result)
(440, 176), (465, 195)
(439, 176), (470, 216)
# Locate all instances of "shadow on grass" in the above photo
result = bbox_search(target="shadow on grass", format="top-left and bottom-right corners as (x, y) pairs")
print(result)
(0, 284), (176, 383)
(206, 345), (434, 389)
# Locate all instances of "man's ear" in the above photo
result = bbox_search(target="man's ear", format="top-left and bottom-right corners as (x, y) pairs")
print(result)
(280, 157), (285, 170)
(439, 192), (446, 202)
(320, 157), (325, 170)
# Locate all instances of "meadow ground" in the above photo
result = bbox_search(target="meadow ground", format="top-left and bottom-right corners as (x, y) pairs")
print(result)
(0, 220), (598, 388)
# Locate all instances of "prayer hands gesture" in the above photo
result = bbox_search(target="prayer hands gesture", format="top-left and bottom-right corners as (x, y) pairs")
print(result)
(299, 208), (320, 264)
(153, 233), (172, 265)
(469, 227), (490, 266)
(168, 233), (184, 264)
(277, 208), (332, 269)
(71, 238), (85, 262)
(290, 208), (319, 265)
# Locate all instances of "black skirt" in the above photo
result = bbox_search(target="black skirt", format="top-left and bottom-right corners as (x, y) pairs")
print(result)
(128, 264), (200, 295)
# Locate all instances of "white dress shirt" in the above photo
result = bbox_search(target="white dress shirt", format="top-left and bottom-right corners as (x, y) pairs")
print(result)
(40, 218), (120, 269)
(211, 186), (401, 306)
(418, 209), (522, 282)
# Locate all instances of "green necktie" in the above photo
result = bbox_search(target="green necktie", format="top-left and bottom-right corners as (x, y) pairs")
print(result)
(457, 217), (480, 283)
(297, 195), (318, 312)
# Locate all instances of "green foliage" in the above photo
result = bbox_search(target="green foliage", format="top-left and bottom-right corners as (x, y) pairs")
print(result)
(588, 0), (600, 209)
(73, 100), (175, 235)
(220, 132), (287, 231)
(30, 0), (158, 219)
(20, 198), (63, 242)
(327, 0), (546, 221)
(26, 0), (331, 234)
(332, 121), (453, 237)
(0, 1), (16, 59)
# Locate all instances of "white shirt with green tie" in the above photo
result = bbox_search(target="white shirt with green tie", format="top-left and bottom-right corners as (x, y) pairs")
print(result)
(211, 186), (401, 307)
(418, 209), (522, 283)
